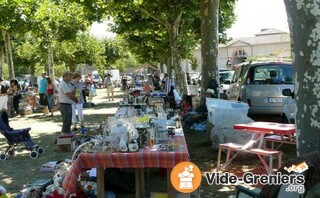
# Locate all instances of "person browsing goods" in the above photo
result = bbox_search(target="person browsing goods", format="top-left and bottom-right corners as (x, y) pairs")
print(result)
(0, 78), (8, 111)
(104, 72), (114, 101)
(58, 71), (79, 134)
(39, 72), (49, 115)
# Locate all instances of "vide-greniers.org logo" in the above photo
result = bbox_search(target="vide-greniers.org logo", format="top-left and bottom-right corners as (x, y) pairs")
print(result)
(205, 172), (305, 193)
(205, 161), (309, 194)
(171, 161), (308, 194)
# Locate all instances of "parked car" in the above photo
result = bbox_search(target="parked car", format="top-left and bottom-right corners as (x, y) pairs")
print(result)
(92, 74), (101, 88)
(227, 61), (294, 115)
(196, 68), (233, 99)
(281, 88), (296, 123)
(219, 70), (234, 99)
(196, 68), (232, 85)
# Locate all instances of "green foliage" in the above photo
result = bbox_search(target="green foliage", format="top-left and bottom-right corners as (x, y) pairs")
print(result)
(108, 0), (198, 65)
(52, 63), (68, 78)
(13, 32), (44, 75)
(33, 0), (89, 43)
(104, 38), (122, 68)
(219, 0), (237, 43)
(102, 36), (139, 71)
(113, 52), (139, 72)
(1, 0), (236, 82)
(1, 63), (9, 80)
(33, 62), (67, 77)
(105, 0), (236, 73)
(67, 0), (110, 22)
(33, 62), (45, 76)
(190, 56), (198, 70)
(56, 33), (106, 71)
(0, 0), (37, 32)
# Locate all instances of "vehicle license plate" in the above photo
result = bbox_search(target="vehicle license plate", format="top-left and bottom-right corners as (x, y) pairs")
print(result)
(268, 98), (284, 103)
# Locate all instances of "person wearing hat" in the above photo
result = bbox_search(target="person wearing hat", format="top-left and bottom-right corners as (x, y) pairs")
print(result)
(39, 72), (49, 115)
(0, 78), (8, 111)
(58, 71), (79, 134)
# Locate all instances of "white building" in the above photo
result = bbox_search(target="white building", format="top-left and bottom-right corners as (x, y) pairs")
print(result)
(219, 28), (291, 67)
(190, 28), (291, 72)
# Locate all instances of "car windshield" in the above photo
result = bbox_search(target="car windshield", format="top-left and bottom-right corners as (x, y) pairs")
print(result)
(250, 64), (294, 84)
(93, 75), (99, 79)
(219, 71), (234, 83)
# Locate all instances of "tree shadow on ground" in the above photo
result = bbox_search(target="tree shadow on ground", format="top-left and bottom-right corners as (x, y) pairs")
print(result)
(0, 130), (74, 193)
(10, 113), (116, 127)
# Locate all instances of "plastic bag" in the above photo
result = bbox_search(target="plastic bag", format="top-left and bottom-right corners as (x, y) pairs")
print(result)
(90, 85), (97, 97)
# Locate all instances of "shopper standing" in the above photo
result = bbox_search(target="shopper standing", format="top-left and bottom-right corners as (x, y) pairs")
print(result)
(58, 71), (78, 134)
(70, 72), (85, 131)
(0, 78), (8, 111)
(8, 79), (21, 116)
(39, 72), (49, 115)
(104, 73), (114, 101)
(46, 76), (55, 117)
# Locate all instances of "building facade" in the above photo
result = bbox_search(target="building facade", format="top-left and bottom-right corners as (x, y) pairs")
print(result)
(219, 28), (291, 68)
(189, 28), (291, 72)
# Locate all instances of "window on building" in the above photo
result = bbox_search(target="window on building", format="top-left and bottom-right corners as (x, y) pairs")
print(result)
(234, 50), (247, 57)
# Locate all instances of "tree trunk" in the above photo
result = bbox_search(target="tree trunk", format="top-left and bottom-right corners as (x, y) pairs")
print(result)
(284, 0), (320, 155)
(142, 9), (186, 94)
(0, 48), (4, 78)
(48, 47), (55, 82)
(168, 25), (186, 94)
(69, 60), (77, 72)
(2, 30), (15, 79)
(200, 0), (220, 104)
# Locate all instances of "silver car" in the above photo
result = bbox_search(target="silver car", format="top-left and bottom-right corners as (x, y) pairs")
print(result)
(227, 61), (294, 115)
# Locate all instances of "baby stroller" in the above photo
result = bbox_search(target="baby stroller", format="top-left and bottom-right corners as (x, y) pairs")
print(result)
(0, 111), (44, 160)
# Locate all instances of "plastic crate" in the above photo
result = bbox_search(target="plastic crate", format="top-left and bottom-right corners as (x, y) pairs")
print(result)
(206, 98), (249, 125)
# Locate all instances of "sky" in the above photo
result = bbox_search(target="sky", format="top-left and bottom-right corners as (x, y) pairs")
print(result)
(226, 0), (289, 38)
(89, 20), (116, 39)
(90, 0), (289, 39)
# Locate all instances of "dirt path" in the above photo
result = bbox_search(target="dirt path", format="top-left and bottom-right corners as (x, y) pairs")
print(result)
(9, 88), (122, 132)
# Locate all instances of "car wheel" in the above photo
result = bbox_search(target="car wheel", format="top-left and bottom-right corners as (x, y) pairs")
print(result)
(281, 114), (289, 123)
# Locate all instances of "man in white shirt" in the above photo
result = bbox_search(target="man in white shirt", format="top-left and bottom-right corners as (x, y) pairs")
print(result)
(58, 71), (79, 134)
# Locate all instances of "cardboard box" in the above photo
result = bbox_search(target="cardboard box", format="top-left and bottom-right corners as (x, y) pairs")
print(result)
(56, 137), (73, 152)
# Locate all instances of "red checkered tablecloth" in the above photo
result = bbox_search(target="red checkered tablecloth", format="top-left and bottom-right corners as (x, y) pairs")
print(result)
(63, 136), (190, 196)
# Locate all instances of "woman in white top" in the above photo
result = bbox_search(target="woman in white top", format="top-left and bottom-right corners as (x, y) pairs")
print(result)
(70, 72), (85, 130)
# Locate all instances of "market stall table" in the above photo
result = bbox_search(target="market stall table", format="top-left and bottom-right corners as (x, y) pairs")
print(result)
(234, 122), (296, 148)
(63, 133), (189, 198)
(217, 122), (296, 174)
